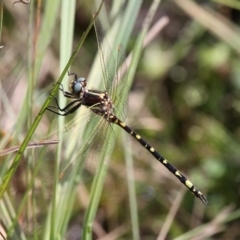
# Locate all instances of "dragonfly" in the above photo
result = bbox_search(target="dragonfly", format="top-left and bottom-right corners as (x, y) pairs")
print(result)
(47, 20), (208, 205)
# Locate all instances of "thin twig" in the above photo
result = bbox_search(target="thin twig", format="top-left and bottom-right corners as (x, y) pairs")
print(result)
(0, 140), (58, 157)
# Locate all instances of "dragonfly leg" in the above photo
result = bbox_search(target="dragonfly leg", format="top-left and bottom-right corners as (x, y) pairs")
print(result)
(50, 82), (75, 99)
(48, 93), (82, 111)
(58, 84), (77, 99)
(68, 71), (78, 80)
(46, 99), (82, 116)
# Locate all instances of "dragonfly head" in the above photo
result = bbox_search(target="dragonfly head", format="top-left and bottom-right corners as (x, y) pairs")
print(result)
(70, 77), (87, 98)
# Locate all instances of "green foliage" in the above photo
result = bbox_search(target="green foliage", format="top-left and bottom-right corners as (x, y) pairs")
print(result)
(1, 0), (240, 239)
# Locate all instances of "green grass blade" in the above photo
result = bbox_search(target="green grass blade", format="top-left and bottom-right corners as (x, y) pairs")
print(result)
(174, 0), (240, 54)
(34, 0), (59, 80)
(48, 1), (76, 239)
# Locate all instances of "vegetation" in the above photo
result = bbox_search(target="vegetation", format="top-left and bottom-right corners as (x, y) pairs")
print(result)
(1, 0), (240, 239)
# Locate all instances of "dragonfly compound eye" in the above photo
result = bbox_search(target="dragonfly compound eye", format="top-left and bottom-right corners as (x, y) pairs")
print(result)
(73, 78), (86, 94)
(77, 77), (86, 84)
(73, 82), (82, 94)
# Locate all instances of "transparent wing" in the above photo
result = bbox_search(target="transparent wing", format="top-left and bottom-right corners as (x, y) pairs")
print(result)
(94, 18), (114, 92)
(110, 44), (129, 121)
(58, 113), (115, 188)
(40, 109), (103, 186)
(80, 118), (115, 182)
(94, 18), (129, 121)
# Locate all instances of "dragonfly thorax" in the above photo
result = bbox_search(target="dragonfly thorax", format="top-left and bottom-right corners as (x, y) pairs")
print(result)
(82, 90), (114, 120)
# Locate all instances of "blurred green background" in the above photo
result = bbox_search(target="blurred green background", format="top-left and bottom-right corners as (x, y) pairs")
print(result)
(1, 0), (240, 239)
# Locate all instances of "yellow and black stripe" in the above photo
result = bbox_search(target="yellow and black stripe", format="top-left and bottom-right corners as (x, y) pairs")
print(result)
(110, 115), (208, 205)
